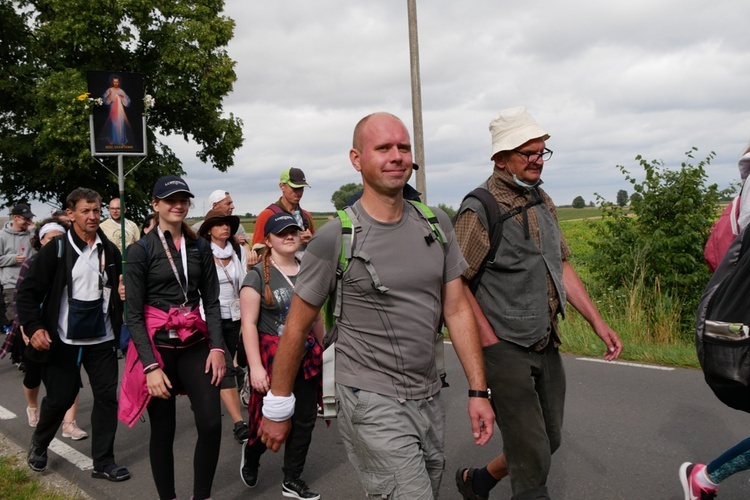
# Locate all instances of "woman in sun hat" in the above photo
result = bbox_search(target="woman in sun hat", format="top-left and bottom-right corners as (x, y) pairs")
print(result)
(198, 209), (250, 444)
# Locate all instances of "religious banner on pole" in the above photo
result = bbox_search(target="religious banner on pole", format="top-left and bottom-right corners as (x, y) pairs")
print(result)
(87, 70), (147, 156)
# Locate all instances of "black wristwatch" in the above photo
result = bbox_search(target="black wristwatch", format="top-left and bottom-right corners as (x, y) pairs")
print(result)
(468, 389), (491, 400)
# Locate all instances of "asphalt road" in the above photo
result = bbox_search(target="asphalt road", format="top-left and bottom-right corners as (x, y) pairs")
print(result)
(1, 343), (749, 499)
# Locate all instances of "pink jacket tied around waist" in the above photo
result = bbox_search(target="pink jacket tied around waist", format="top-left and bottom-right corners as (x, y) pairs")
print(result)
(118, 305), (208, 427)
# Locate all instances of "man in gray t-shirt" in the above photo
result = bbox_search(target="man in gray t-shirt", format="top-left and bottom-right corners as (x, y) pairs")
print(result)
(258, 112), (495, 499)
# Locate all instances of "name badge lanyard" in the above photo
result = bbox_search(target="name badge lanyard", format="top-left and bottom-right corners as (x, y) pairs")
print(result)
(270, 257), (298, 290)
(216, 256), (240, 298)
(67, 231), (105, 292)
(157, 228), (189, 307)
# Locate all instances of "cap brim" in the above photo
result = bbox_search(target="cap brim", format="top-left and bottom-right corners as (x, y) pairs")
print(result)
(287, 182), (310, 189)
(156, 188), (195, 199)
(266, 221), (303, 237)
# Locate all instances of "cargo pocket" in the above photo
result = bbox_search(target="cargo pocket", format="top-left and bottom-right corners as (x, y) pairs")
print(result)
(360, 470), (396, 499)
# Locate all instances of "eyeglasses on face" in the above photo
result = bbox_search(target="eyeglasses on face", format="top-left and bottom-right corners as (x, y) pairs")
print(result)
(512, 148), (553, 164)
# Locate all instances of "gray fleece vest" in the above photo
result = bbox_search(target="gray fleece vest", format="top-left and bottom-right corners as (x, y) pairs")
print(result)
(462, 184), (565, 347)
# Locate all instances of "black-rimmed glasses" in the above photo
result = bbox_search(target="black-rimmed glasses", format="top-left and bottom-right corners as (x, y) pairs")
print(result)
(513, 148), (553, 164)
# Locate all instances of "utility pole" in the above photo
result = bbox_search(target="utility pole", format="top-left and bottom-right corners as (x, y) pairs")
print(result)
(407, 0), (426, 202)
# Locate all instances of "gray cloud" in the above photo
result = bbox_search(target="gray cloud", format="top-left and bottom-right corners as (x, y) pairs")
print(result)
(171, 0), (750, 219)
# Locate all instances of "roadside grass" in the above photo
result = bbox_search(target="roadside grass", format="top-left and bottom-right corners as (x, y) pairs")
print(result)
(0, 456), (76, 500)
(558, 218), (700, 368)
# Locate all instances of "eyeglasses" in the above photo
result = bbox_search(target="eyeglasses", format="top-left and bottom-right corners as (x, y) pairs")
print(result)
(513, 148), (553, 164)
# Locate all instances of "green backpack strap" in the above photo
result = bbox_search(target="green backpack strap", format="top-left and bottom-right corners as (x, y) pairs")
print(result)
(408, 200), (447, 246)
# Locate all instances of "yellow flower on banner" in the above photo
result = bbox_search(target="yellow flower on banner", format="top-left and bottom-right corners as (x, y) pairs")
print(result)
(76, 92), (90, 101)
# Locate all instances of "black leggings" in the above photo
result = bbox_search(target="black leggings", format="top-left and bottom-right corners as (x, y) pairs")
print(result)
(146, 339), (222, 500)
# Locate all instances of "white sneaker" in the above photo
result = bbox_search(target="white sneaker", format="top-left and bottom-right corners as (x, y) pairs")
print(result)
(62, 420), (88, 440)
(26, 406), (40, 427)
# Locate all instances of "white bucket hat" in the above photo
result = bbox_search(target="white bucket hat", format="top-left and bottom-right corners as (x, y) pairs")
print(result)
(489, 106), (550, 160)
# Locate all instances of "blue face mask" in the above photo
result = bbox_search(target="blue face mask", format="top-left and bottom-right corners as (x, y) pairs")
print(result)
(512, 174), (540, 189)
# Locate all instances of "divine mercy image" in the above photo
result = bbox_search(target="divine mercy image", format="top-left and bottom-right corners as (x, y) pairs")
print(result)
(88, 70), (146, 155)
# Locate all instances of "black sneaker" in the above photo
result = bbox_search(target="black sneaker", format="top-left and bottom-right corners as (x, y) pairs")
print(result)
(28, 444), (47, 472)
(282, 478), (320, 500)
(240, 441), (258, 488)
(233, 421), (250, 443)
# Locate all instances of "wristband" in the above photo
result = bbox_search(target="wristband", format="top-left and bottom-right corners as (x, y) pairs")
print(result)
(143, 363), (160, 375)
(468, 389), (491, 400)
(262, 390), (296, 422)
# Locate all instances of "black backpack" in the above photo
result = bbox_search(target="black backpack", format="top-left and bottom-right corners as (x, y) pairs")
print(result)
(696, 224), (750, 413)
(457, 186), (543, 293)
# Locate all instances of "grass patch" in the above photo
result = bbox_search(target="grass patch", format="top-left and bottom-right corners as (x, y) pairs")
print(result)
(558, 217), (700, 368)
(0, 456), (78, 500)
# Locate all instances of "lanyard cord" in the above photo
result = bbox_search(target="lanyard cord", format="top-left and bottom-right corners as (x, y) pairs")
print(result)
(157, 228), (189, 306)
(270, 257), (298, 290)
(216, 256), (240, 298)
(67, 231), (105, 290)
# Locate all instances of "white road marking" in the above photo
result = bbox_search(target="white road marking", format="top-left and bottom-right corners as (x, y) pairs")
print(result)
(576, 357), (675, 371)
(0, 405), (16, 420)
(49, 438), (93, 470)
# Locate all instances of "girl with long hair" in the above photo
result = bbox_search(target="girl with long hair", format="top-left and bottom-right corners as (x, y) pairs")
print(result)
(239, 213), (323, 499)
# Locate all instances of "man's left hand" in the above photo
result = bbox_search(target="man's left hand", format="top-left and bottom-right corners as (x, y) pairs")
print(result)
(595, 325), (623, 361)
(468, 397), (494, 446)
(258, 416), (292, 452)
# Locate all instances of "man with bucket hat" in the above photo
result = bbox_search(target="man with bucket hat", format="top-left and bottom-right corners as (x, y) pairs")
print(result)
(453, 107), (622, 499)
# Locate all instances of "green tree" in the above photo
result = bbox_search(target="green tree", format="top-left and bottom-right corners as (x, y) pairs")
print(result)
(0, 0), (243, 219)
(592, 148), (728, 336)
(616, 189), (629, 207)
(629, 192), (643, 206)
(437, 203), (456, 219)
(572, 196), (586, 208)
(331, 183), (363, 210)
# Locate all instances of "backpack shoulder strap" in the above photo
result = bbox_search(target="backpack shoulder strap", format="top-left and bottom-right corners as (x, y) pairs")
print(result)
(267, 203), (284, 215)
(461, 187), (503, 293)
(138, 238), (150, 263)
(408, 200), (447, 247)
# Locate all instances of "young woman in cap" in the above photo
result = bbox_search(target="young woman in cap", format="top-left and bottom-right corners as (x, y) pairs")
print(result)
(121, 176), (226, 500)
(198, 209), (250, 443)
(239, 213), (324, 499)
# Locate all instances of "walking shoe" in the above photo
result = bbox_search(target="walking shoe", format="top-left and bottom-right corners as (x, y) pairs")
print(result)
(62, 420), (88, 440)
(282, 478), (320, 500)
(679, 462), (718, 499)
(92, 463), (131, 482)
(28, 444), (47, 472)
(240, 441), (259, 488)
(233, 421), (250, 443)
(26, 406), (40, 427)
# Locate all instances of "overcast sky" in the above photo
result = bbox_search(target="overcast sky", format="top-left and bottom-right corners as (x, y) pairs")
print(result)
(162, 0), (750, 218)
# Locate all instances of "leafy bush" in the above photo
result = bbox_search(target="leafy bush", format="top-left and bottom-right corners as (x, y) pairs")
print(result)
(572, 195), (586, 208)
(590, 148), (728, 339)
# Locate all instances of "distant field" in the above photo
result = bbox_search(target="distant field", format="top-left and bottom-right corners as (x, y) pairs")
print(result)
(556, 206), (605, 221)
(192, 207), (601, 238)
